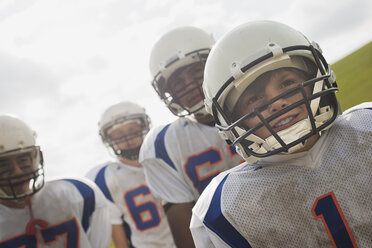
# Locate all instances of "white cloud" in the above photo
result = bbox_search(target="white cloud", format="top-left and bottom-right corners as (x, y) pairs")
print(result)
(0, 0), (371, 179)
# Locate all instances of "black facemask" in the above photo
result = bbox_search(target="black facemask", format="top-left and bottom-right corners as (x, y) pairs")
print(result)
(117, 146), (141, 161)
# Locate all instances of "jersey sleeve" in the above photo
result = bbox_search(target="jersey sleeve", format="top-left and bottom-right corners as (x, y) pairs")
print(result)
(85, 163), (124, 225)
(62, 178), (112, 248)
(190, 171), (231, 248)
(142, 157), (196, 203)
(191, 167), (250, 248)
(87, 182), (112, 248)
(107, 200), (123, 225)
(140, 124), (196, 203)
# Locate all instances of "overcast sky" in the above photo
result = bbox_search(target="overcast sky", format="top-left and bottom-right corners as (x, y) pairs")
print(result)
(1, 0), (371, 180)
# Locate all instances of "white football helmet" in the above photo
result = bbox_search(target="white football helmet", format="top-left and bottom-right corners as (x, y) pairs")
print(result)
(150, 26), (215, 116)
(0, 115), (44, 201)
(99, 101), (151, 160)
(203, 21), (339, 162)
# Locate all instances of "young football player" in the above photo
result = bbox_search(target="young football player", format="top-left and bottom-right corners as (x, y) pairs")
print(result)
(86, 101), (175, 248)
(0, 115), (111, 247)
(139, 26), (243, 248)
(190, 20), (372, 247)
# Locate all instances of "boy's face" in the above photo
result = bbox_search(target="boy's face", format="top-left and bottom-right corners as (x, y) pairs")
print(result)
(167, 61), (205, 108)
(234, 68), (312, 140)
(0, 151), (34, 197)
(108, 121), (143, 151)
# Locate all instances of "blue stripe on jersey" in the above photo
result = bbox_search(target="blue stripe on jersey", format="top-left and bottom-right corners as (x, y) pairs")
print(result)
(204, 174), (252, 248)
(95, 165), (114, 202)
(154, 124), (176, 170)
(64, 179), (96, 232)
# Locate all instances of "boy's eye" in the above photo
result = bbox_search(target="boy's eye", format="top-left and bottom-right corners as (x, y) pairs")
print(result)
(246, 95), (263, 106)
(0, 162), (11, 177)
(17, 157), (32, 168)
(280, 80), (297, 88)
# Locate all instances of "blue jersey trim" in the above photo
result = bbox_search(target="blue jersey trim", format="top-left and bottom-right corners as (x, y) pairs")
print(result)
(95, 165), (114, 202)
(64, 179), (96, 232)
(154, 124), (176, 170)
(204, 174), (252, 248)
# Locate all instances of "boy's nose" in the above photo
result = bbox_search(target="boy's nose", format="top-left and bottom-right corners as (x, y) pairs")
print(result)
(10, 160), (24, 177)
(268, 97), (289, 113)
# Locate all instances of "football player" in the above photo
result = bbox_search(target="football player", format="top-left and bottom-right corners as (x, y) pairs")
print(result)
(0, 115), (111, 247)
(86, 101), (175, 248)
(139, 26), (243, 248)
(190, 20), (372, 247)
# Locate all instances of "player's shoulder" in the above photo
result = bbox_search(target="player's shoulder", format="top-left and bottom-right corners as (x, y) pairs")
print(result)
(194, 162), (247, 214)
(45, 177), (102, 204)
(86, 161), (121, 178)
(336, 102), (372, 129)
(48, 177), (100, 193)
(141, 123), (170, 148)
(145, 118), (186, 139)
(140, 119), (184, 157)
(342, 102), (372, 115)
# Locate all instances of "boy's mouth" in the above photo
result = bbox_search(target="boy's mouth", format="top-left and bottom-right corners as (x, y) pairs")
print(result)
(12, 181), (30, 192)
(184, 94), (203, 107)
(273, 114), (299, 132)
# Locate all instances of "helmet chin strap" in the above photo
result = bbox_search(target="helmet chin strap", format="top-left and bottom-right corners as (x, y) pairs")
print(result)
(194, 106), (209, 117)
(186, 99), (206, 116)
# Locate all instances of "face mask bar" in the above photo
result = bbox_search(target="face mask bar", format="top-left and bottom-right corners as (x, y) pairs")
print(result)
(100, 114), (150, 144)
(212, 44), (339, 158)
(108, 129), (144, 159)
(0, 147), (45, 200)
(101, 115), (150, 160)
(152, 49), (210, 117)
(117, 146), (142, 161)
(165, 76), (205, 116)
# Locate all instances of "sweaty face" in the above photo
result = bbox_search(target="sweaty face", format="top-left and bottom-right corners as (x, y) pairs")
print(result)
(167, 62), (205, 108)
(234, 68), (313, 140)
(0, 151), (35, 197)
(108, 121), (143, 151)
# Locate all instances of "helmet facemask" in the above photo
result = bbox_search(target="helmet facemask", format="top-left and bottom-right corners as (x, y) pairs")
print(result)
(152, 50), (209, 117)
(212, 44), (339, 162)
(0, 146), (45, 201)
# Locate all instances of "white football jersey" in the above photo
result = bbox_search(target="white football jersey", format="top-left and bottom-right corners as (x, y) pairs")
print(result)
(191, 103), (372, 247)
(0, 178), (111, 248)
(86, 162), (175, 248)
(139, 116), (243, 204)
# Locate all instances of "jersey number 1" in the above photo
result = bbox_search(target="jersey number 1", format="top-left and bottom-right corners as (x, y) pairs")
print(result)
(312, 192), (357, 248)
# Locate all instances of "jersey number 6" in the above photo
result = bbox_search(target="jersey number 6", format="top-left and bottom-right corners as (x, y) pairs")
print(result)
(125, 185), (161, 231)
(184, 146), (239, 194)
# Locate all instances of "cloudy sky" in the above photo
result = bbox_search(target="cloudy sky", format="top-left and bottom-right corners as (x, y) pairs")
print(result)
(1, 0), (371, 180)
